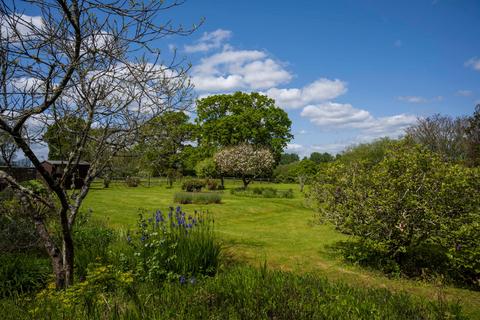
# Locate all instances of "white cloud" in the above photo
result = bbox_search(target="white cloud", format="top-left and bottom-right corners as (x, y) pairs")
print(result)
(299, 129), (307, 134)
(301, 102), (416, 139)
(456, 90), (472, 97)
(465, 57), (480, 71)
(397, 96), (428, 103)
(192, 48), (291, 92)
(0, 14), (44, 41)
(184, 29), (232, 53)
(394, 40), (403, 47)
(265, 78), (347, 109)
(301, 102), (371, 127)
(397, 95), (442, 104)
(286, 143), (303, 152)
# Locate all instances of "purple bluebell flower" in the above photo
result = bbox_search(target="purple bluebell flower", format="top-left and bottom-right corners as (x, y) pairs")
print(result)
(456, 243), (462, 251)
(155, 210), (164, 224)
(127, 235), (132, 243)
(176, 206), (181, 213)
(141, 235), (146, 242)
(179, 275), (186, 284)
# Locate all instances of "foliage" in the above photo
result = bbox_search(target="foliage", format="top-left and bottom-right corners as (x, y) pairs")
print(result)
(309, 140), (480, 287)
(0, 252), (51, 298)
(215, 143), (275, 188)
(4, 265), (466, 319)
(43, 116), (93, 161)
(136, 111), (196, 181)
(125, 176), (140, 187)
(196, 92), (293, 160)
(309, 152), (334, 164)
(0, 131), (18, 166)
(273, 159), (318, 191)
(336, 137), (394, 167)
(465, 104), (480, 167)
(194, 157), (218, 178)
(0, 182), (50, 252)
(127, 208), (221, 282)
(181, 178), (206, 192)
(33, 264), (135, 316)
(231, 187), (294, 199)
(279, 153), (300, 165)
(174, 192), (222, 204)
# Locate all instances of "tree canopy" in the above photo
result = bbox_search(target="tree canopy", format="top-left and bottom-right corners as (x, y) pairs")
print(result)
(196, 92), (293, 160)
(214, 143), (275, 188)
(137, 111), (195, 183)
(280, 153), (300, 165)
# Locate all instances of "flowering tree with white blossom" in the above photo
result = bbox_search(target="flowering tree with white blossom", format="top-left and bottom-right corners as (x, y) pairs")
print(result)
(214, 143), (275, 189)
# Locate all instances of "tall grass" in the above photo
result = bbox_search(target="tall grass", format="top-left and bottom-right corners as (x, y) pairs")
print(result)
(2, 265), (465, 319)
(174, 192), (222, 204)
(0, 252), (50, 298)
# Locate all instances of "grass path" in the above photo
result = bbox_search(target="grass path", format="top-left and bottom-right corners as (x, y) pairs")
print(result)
(83, 180), (480, 318)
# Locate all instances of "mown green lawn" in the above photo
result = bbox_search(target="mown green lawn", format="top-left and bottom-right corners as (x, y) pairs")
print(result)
(83, 179), (480, 318)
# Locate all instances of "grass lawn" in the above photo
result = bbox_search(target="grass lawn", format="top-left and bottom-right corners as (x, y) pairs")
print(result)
(83, 179), (480, 318)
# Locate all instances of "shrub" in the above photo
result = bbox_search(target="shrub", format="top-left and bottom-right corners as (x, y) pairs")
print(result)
(127, 207), (221, 282)
(181, 178), (206, 192)
(195, 157), (217, 178)
(0, 193), (44, 252)
(205, 178), (219, 190)
(230, 187), (294, 199)
(309, 140), (480, 287)
(174, 192), (222, 204)
(125, 176), (140, 187)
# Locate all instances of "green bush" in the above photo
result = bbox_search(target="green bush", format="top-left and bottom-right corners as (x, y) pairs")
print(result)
(174, 192), (222, 204)
(231, 187), (294, 199)
(205, 178), (219, 190)
(181, 178), (206, 192)
(0, 189), (49, 252)
(309, 140), (480, 287)
(125, 176), (140, 187)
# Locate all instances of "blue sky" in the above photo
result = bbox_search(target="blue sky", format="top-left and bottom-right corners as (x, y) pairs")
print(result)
(164, 0), (480, 155)
(15, 0), (480, 157)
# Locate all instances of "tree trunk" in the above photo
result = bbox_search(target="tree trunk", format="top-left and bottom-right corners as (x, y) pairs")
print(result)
(298, 176), (305, 193)
(220, 176), (224, 188)
(242, 177), (250, 189)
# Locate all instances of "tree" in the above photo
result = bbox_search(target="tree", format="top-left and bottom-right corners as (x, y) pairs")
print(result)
(293, 159), (318, 192)
(0, 0), (196, 288)
(405, 114), (468, 163)
(196, 92), (293, 160)
(137, 111), (195, 187)
(214, 144), (275, 189)
(309, 152), (334, 164)
(279, 153), (300, 165)
(0, 131), (18, 166)
(466, 104), (480, 167)
(43, 116), (92, 161)
(195, 157), (218, 178)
